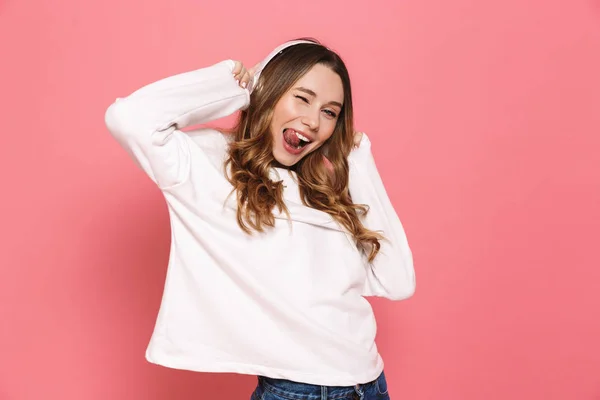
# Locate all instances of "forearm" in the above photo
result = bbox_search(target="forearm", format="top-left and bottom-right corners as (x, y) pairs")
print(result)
(348, 134), (416, 300)
(105, 59), (248, 140)
(104, 59), (248, 188)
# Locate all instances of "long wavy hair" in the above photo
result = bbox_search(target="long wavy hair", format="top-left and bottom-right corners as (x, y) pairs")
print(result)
(224, 39), (383, 261)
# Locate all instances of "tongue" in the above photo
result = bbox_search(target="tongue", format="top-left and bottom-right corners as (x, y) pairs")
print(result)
(283, 129), (301, 147)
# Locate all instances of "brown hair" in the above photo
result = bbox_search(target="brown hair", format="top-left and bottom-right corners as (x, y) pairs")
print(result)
(224, 39), (382, 261)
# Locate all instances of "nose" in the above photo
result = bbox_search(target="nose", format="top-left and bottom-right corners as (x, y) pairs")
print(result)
(301, 107), (319, 132)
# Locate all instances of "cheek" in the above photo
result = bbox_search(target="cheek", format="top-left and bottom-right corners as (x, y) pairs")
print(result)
(272, 97), (296, 124)
(319, 120), (338, 141)
(270, 103), (288, 135)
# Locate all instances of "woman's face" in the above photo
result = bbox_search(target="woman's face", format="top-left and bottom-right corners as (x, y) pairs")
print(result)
(269, 63), (344, 167)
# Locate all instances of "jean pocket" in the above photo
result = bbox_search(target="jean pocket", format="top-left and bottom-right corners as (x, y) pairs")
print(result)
(375, 371), (388, 395)
(250, 378), (266, 400)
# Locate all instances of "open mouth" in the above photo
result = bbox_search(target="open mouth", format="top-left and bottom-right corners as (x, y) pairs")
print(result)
(283, 128), (312, 150)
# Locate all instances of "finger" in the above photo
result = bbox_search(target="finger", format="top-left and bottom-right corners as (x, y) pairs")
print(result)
(234, 66), (247, 83)
(231, 61), (242, 76)
(240, 71), (251, 89)
(232, 61), (243, 76)
(353, 131), (363, 147)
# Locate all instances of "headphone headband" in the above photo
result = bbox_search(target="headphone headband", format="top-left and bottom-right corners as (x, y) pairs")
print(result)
(251, 40), (318, 92)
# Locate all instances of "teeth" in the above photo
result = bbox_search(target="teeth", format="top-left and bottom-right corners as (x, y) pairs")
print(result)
(294, 130), (310, 143)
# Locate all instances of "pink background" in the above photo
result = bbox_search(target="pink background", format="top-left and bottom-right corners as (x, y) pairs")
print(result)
(1, 0), (599, 399)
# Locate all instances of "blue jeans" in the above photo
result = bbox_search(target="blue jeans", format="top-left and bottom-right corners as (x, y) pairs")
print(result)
(250, 370), (391, 400)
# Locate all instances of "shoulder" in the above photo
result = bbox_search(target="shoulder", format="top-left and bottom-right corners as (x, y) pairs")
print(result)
(183, 128), (232, 168)
(185, 128), (231, 151)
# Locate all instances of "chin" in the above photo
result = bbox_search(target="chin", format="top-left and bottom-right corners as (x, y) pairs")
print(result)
(273, 150), (301, 167)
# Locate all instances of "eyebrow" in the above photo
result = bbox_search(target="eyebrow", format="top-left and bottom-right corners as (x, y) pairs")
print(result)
(296, 87), (343, 109)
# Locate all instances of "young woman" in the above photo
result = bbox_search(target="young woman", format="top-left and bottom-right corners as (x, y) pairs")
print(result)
(104, 38), (415, 400)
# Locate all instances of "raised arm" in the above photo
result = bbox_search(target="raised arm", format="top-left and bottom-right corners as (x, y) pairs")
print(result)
(104, 60), (249, 189)
(348, 133), (416, 301)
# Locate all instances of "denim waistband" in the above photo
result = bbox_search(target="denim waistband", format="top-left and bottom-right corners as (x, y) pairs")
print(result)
(258, 371), (384, 400)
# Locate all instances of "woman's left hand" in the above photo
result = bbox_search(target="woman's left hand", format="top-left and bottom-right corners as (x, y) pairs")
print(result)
(353, 131), (364, 148)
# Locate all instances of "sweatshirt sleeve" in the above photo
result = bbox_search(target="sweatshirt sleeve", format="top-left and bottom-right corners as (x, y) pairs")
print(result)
(104, 59), (249, 189)
(348, 133), (416, 301)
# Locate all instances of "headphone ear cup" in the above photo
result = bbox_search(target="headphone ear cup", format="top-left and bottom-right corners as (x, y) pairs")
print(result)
(246, 76), (255, 94)
(247, 63), (260, 93)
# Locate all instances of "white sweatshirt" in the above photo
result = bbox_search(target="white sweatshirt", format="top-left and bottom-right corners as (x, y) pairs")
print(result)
(104, 58), (415, 386)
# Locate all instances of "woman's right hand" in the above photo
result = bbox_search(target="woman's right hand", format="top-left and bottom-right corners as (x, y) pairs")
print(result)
(232, 61), (259, 90)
